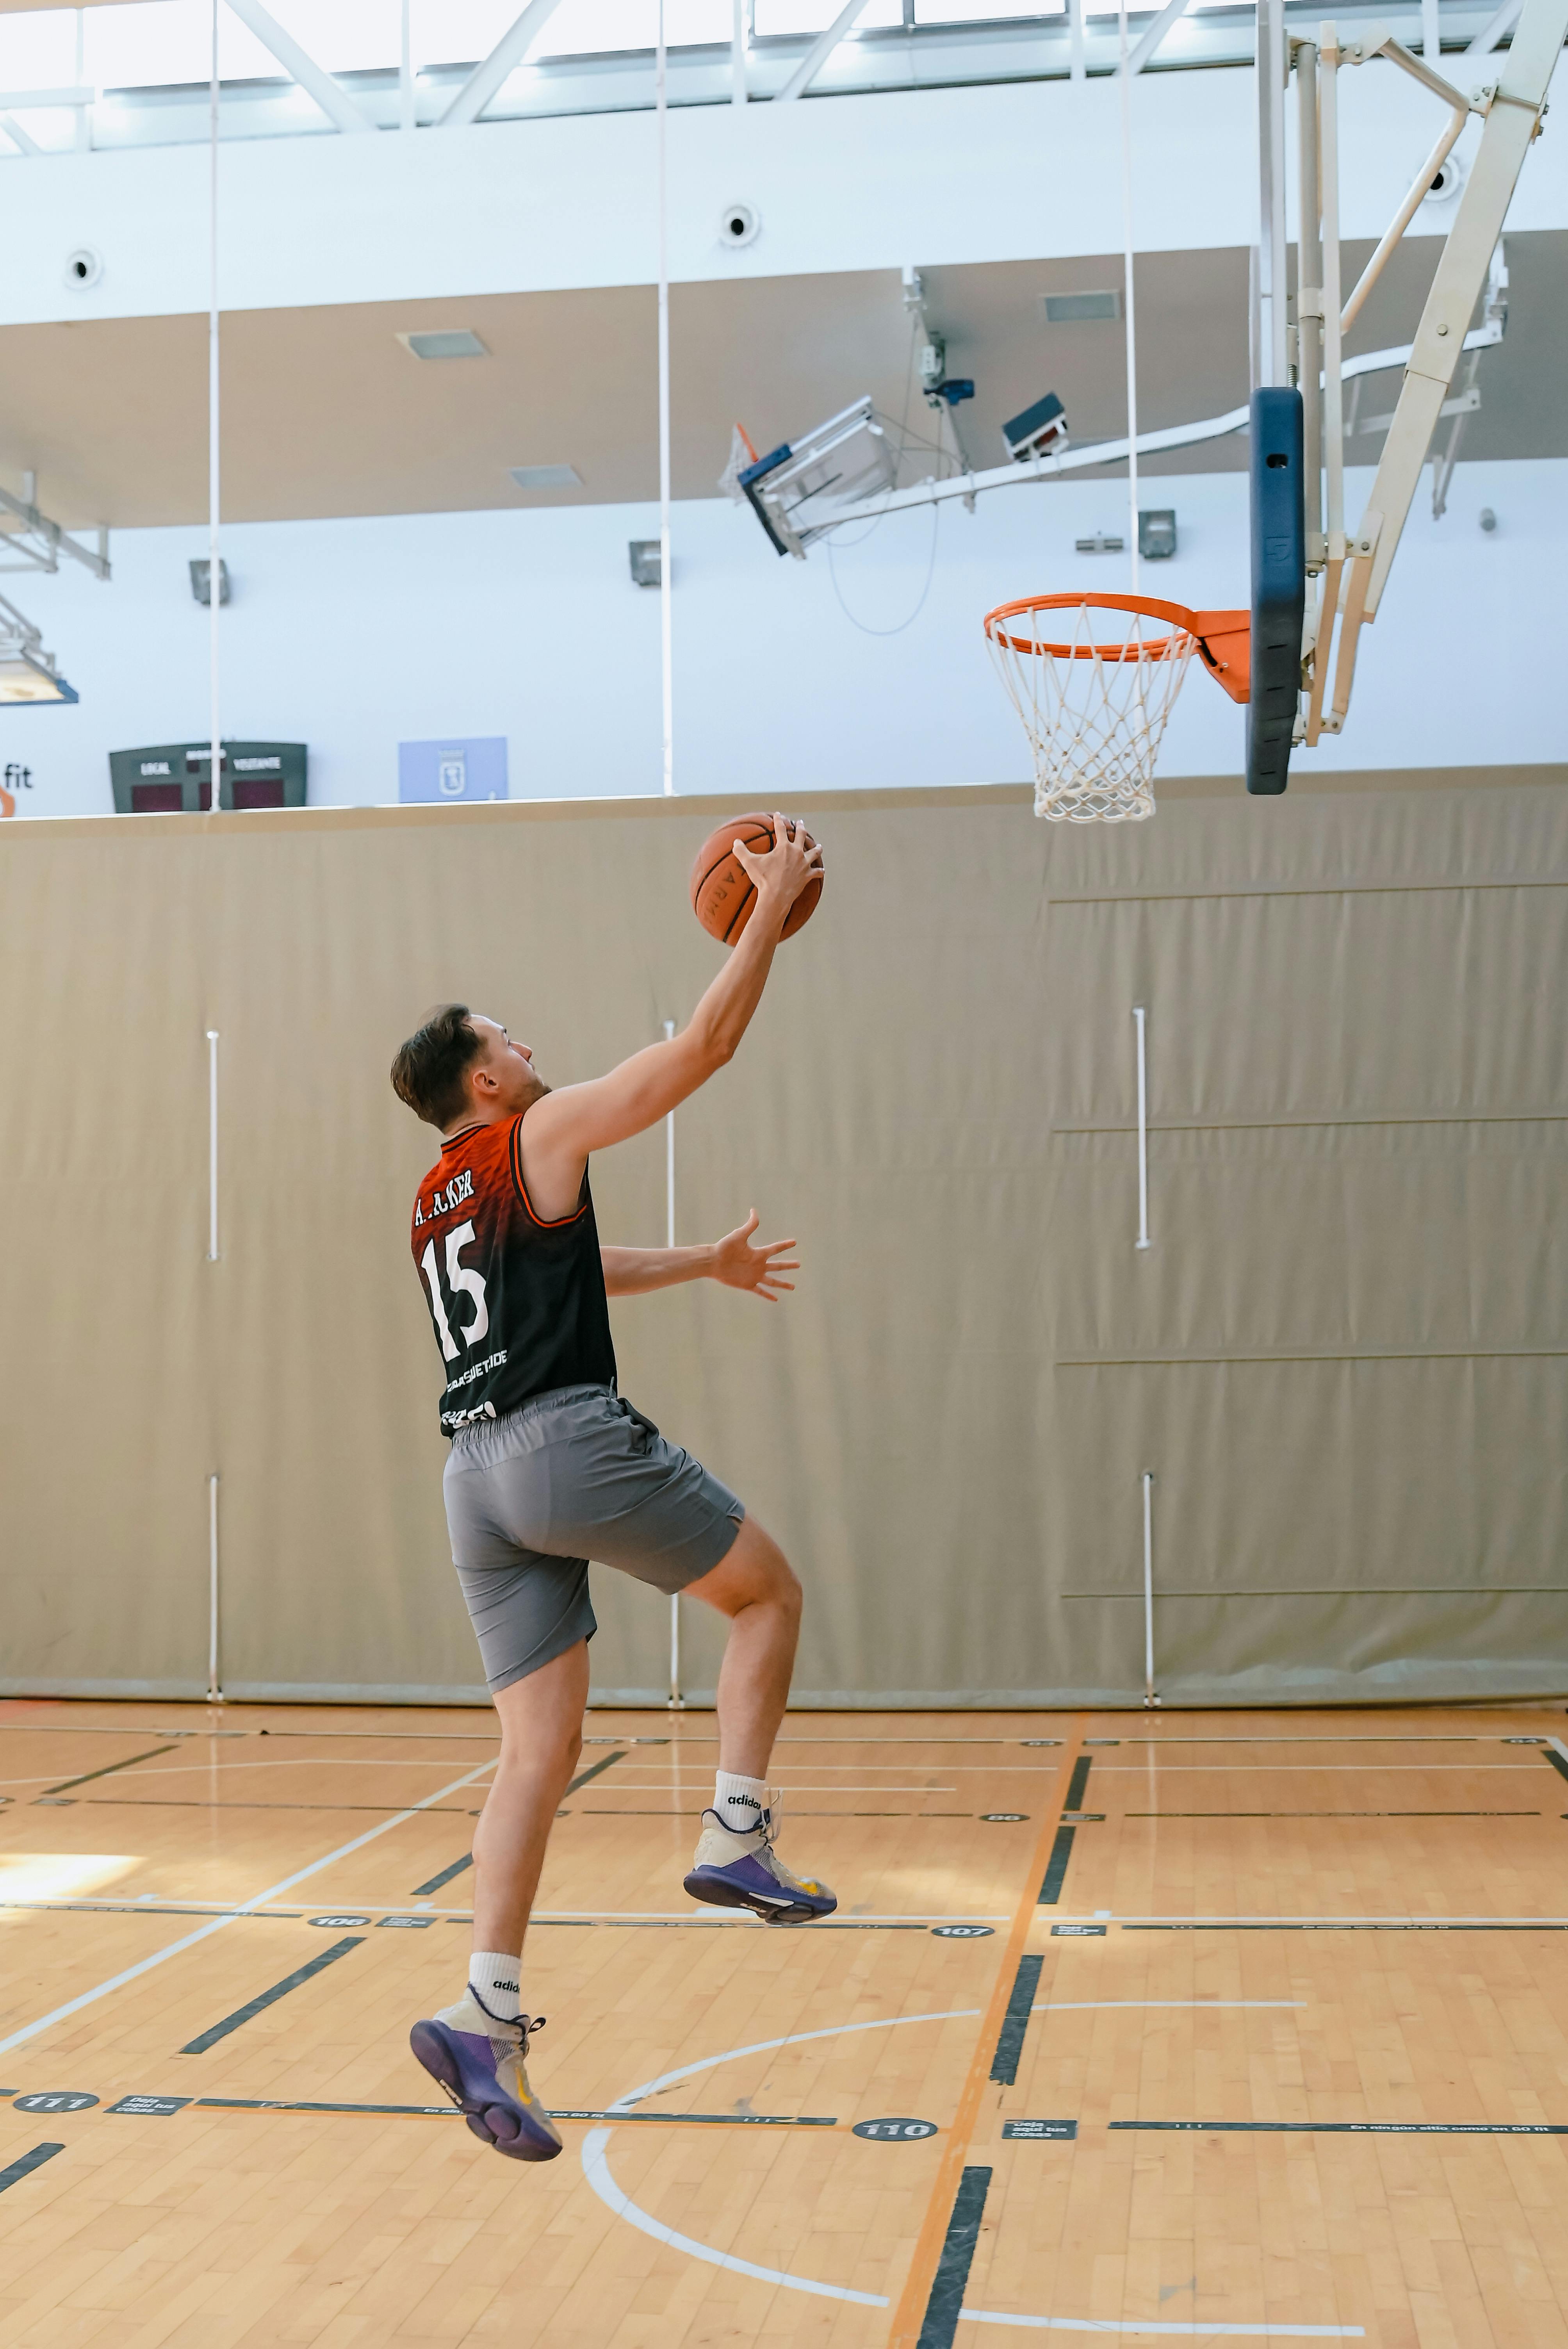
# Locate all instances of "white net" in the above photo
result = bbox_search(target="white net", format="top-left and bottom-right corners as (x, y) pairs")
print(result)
(984, 594), (1200, 823)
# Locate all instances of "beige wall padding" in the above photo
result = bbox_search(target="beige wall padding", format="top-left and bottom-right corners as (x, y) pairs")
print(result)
(2, 779), (1564, 1707)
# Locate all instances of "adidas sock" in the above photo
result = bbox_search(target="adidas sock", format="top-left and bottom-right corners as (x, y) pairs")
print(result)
(713, 1771), (769, 1837)
(468, 1950), (522, 2024)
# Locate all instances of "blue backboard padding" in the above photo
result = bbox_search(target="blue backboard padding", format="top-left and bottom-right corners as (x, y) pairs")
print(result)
(397, 736), (509, 804)
(1245, 386), (1305, 797)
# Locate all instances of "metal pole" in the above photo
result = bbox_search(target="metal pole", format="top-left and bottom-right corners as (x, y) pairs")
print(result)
(206, 1029), (219, 1260)
(1421, 0), (1442, 55)
(1133, 1005), (1150, 1251)
(656, 0), (674, 797)
(1255, 0), (1288, 387)
(208, 0), (221, 809)
(1141, 1471), (1157, 1706)
(1117, 0), (1139, 588)
(400, 0), (415, 129)
(208, 1473), (223, 1703)
(1295, 41), (1324, 569)
(1070, 0), (1086, 82)
(732, 0), (747, 103)
(663, 1017), (683, 1707)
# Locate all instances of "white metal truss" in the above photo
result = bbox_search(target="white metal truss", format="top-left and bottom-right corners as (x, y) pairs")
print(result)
(438, 0), (571, 127)
(1304, 0), (1567, 738)
(221, 0), (376, 133)
(0, 475), (109, 582)
(777, 0), (877, 98)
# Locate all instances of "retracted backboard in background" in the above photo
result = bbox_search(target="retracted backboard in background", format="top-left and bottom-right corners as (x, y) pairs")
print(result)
(397, 736), (508, 804)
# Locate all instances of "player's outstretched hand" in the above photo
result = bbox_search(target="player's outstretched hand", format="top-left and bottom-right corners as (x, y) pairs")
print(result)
(733, 814), (824, 915)
(710, 1209), (800, 1302)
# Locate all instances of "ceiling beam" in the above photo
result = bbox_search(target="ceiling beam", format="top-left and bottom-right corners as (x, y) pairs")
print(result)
(223, 0), (376, 134)
(438, 0), (569, 128)
(776, 0), (875, 101)
(1466, 0), (1524, 50)
(1125, 0), (1192, 74)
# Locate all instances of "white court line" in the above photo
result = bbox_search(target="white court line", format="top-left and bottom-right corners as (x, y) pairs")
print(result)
(581, 2008), (1361, 2338)
(0, 1758), (497, 2057)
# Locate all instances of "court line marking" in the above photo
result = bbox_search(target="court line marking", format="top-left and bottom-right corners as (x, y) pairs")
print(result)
(1031, 2003), (1306, 2013)
(581, 2007), (1361, 2338)
(889, 1728), (1083, 2345)
(0, 1759), (497, 2059)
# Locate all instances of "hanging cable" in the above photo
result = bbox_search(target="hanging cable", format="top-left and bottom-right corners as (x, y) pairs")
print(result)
(1118, 0), (1140, 591)
(208, 0), (221, 806)
(826, 503), (941, 637)
(656, 0), (674, 797)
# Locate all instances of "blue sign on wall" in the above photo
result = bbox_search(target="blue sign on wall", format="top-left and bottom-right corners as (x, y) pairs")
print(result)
(397, 736), (508, 803)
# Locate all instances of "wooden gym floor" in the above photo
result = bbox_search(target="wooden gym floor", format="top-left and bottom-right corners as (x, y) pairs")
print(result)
(1, 1701), (1566, 2346)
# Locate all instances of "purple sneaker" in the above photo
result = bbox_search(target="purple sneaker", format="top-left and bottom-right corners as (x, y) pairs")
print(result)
(410, 1988), (563, 2161)
(684, 1803), (837, 1925)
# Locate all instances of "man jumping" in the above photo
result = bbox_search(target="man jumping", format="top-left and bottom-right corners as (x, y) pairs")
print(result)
(389, 816), (832, 2164)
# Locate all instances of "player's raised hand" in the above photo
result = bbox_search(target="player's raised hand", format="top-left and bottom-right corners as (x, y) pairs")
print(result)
(710, 1209), (800, 1301)
(733, 815), (824, 914)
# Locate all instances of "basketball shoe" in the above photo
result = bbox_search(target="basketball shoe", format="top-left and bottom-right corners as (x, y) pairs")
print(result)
(684, 1799), (837, 1924)
(409, 1988), (563, 2161)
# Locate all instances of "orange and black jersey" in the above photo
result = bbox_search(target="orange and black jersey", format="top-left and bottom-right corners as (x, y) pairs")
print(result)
(410, 1115), (617, 1436)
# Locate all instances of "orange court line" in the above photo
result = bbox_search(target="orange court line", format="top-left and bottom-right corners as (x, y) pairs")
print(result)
(883, 1714), (1087, 2349)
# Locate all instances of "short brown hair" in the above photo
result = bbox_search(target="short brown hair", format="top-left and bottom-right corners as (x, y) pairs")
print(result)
(390, 1003), (484, 1129)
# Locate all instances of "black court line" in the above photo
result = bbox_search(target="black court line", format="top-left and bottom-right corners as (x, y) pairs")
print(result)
(990, 1953), (1044, 2085)
(0, 2143), (65, 2192)
(194, 2098), (835, 2124)
(1038, 1829), (1076, 1905)
(916, 2165), (992, 2349)
(178, 1937), (365, 2055)
(1543, 1750), (1568, 1786)
(1064, 1756), (1093, 1812)
(410, 1854), (474, 1897)
(1112, 2119), (1568, 2136)
(36, 1742), (183, 1797)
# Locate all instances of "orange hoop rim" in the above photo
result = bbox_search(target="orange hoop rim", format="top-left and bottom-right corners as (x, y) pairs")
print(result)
(983, 589), (1200, 663)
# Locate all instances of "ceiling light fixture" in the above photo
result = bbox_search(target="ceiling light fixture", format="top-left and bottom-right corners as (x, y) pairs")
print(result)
(509, 465), (583, 492)
(397, 330), (489, 360)
(0, 593), (77, 704)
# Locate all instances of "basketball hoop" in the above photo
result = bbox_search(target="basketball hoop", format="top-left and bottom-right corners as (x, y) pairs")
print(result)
(984, 592), (1194, 823)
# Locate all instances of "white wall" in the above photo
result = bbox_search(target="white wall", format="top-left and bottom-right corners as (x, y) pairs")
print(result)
(4, 60), (1565, 327)
(5, 453), (1560, 818)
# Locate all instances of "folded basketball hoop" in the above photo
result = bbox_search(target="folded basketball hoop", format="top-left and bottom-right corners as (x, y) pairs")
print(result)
(983, 592), (1249, 823)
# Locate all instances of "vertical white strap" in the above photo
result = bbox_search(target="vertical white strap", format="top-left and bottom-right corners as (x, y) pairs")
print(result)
(1133, 1005), (1150, 1251)
(732, 0), (747, 103)
(656, 0), (674, 797)
(206, 1029), (220, 1261)
(669, 1592), (683, 1710)
(208, 1473), (222, 1704)
(1117, 0), (1139, 588)
(208, 0), (221, 807)
(1070, 0), (1086, 82)
(663, 1013), (681, 1707)
(1421, 0), (1442, 53)
(1141, 1472), (1156, 1706)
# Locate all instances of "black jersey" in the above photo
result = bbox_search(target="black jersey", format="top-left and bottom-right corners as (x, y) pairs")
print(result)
(410, 1114), (617, 1435)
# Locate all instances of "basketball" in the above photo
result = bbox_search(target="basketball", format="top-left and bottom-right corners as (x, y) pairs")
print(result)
(689, 811), (824, 945)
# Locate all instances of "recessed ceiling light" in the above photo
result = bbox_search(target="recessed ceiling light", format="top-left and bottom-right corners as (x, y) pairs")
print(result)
(509, 465), (583, 492)
(1043, 291), (1122, 324)
(398, 330), (489, 360)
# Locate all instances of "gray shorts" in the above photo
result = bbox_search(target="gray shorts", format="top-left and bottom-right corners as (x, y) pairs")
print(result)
(442, 1383), (744, 1694)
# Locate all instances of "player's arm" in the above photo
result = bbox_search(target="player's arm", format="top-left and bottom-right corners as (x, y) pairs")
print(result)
(602, 1213), (799, 1301)
(521, 818), (822, 1183)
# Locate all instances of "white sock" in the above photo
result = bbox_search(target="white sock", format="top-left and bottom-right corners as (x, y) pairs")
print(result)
(468, 1950), (522, 2024)
(713, 1771), (769, 1836)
